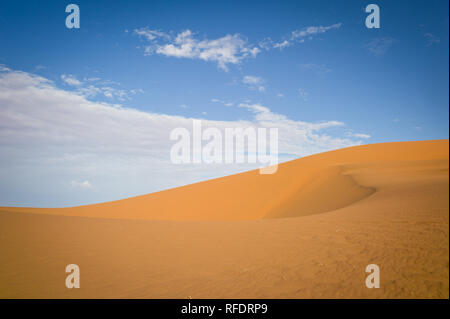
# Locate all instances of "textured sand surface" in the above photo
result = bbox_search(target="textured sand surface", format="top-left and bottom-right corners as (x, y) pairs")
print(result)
(0, 140), (448, 298)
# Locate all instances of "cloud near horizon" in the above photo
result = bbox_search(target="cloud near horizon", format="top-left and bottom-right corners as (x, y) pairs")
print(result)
(60, 74), (143, 102)
(0, 66), (367, 206)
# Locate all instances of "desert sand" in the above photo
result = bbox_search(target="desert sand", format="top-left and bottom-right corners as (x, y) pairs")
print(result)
(0, 139), (448, 298)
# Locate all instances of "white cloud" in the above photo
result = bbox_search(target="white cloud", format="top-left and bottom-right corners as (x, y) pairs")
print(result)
(242, 75), (266, 92)
(0, 67), (362, 206)
(350, 133), (371, 139)
(133, 24), (341, 69)
(258, 23), (341, 51)
(133, 28), (170, 41)
(211, 98), (233, 107)
(70, 180), (92, 189)
(237, 103), (346, 144)
(258, 38), (275, 51)
(63, 76), (142, 102)
(84, 77), (101, 82)
(291, 23), (342, 41)
(134, 29), (260, 71)
(273, 40), (291, 49)
(61, 74), (82, 86)
(130, 88), (145, 95)
(77, 85), (129, 101)
(345, 131), (371, 139)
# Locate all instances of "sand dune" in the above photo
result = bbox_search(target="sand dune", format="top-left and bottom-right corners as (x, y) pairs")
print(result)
(0, 139), (448, 298)
(4, 139), (447, 221)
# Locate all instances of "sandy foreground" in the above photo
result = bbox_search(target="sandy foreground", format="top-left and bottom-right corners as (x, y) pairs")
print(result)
(0, 140), (448, 298)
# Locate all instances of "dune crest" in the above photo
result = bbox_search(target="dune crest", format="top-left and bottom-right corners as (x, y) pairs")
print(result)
(1, 140), (448, 221)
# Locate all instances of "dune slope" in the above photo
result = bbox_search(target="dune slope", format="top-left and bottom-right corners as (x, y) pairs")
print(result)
(2, 139), (447, 221)
(0, 139), (448, 298)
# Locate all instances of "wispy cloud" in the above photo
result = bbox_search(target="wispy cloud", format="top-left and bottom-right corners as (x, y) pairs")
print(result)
(298, 88), (309, 101)
(132, 28), (170, 41)
(300, 63), (332, 75)
(259, 23), (342, 51)
(34, 65), (46, 71)
(211, 98), (233, 107)
(273, 40), (291, 50)
(61, 75), (143, 102)
(291, 23), (342, 41)
(424, 33), (440, 46)
(70, 180), (92, 189)
(242, 75), (266, 92)
(365, 37), (396, 56)
(237, 103), (345, 134)
(61, 74), (82, 86)
(348, 132), (371, 139)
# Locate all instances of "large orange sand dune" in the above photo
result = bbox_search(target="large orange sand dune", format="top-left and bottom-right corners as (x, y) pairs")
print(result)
(0, 140), (448, 298)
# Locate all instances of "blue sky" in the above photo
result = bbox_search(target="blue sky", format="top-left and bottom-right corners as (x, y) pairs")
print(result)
(0, 0), (448, 207)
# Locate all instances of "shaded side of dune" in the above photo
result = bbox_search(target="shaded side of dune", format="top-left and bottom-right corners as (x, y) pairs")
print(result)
(264, 165), (376, 218)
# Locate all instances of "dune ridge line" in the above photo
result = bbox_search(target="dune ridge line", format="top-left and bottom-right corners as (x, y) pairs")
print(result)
(1, 139), (448, 221)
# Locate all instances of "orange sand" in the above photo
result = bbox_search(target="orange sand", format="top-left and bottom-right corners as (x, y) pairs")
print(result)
(0, 139), (448, 298)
